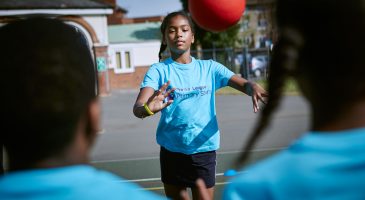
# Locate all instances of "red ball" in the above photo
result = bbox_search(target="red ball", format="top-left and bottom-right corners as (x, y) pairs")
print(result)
(188, 0), (246, 32)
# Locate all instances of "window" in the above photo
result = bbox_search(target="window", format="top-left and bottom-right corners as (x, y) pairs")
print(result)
(257, 12), (268, 29)
(111, 49), (134, 73)
(116, 52), (122, 69)
(125, 51), (131, 69)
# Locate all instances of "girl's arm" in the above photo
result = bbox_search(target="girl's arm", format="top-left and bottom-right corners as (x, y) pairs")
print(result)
(228, 75), (268, 113)
(133, 81), (175, 118)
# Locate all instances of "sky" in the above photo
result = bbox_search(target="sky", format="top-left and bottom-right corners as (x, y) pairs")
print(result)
(116, 0), (183, 18)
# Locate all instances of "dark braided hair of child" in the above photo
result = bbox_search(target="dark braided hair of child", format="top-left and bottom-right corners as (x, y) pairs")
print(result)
(236, 0), (365, 166)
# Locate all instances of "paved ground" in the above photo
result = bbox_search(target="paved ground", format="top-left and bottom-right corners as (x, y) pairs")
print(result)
(91, 89), (310, 199)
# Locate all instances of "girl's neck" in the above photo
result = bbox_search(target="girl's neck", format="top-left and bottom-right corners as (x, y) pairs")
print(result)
(171, 52), (192, 64)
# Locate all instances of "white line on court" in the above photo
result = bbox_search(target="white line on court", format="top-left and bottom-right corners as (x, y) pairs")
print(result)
(92, 156), (160, 163)
(91, 147), (286, 163)
(117, 171), (248, 183)
(93, 147), (282, 189)
(143, 181), (231, 191)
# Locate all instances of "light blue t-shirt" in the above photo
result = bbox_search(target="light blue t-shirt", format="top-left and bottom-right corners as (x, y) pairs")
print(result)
(141, 57), (234, 154)
(0, 165), (163, 200)
(223, 127), (365, 200)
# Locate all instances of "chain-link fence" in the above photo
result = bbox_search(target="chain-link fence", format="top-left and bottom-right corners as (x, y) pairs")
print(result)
(163, 47), (271, 81)
(235, 47), (271, 81)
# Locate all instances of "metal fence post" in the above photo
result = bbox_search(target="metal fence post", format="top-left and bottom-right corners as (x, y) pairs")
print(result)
(241, 46), (250, 79)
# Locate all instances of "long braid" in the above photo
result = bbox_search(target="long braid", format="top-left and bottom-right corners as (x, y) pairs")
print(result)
(158, 13), (168, 62)
(158, 43), (167, 62)
(236, 29), (304, 167)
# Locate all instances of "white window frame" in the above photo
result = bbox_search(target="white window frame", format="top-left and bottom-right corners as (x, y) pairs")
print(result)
(110, 48), (135, 74)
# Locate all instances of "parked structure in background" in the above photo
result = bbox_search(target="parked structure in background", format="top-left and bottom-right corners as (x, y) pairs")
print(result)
(240, 0), (275, 49)
(237, 0), (275, 79)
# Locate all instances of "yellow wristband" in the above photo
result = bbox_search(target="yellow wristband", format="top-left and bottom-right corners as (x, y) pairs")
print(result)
(143, 103), (154, 116)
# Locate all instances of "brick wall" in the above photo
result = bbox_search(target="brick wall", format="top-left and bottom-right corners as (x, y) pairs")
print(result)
(108, 66), (149, 89)
(94, 45), (110, 94)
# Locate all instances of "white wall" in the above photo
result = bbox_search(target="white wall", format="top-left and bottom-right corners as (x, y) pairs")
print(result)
(83, 16), (110, 46)
(132, 42), (161, 66)
(109, 41), (161, 68)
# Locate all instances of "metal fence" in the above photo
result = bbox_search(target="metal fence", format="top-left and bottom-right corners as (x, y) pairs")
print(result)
(235, 47), (271, 81)
(164, 47), (271, 81)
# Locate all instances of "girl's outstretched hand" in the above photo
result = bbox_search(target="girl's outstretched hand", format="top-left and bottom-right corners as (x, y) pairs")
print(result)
(228, 75), (268, 113)
(228, 75), (269, 113)
(246, 81), (268, 113)
(146, 81), (175, 113)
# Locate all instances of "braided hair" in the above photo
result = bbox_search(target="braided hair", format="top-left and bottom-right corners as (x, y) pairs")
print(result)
(237, 29), (304, 165)
(237, 0), (365, 166)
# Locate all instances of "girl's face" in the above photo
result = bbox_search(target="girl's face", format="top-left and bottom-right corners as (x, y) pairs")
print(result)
(164, 15), (195, 55)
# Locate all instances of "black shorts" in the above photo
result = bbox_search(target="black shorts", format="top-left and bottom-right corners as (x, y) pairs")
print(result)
(160, 146), (216, 188)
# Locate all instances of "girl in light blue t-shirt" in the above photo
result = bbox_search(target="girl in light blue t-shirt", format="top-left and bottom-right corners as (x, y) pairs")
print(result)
(133, 11), (267, 200)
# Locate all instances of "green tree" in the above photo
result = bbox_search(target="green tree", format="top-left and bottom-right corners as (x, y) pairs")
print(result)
(179, 0), (242, 49)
